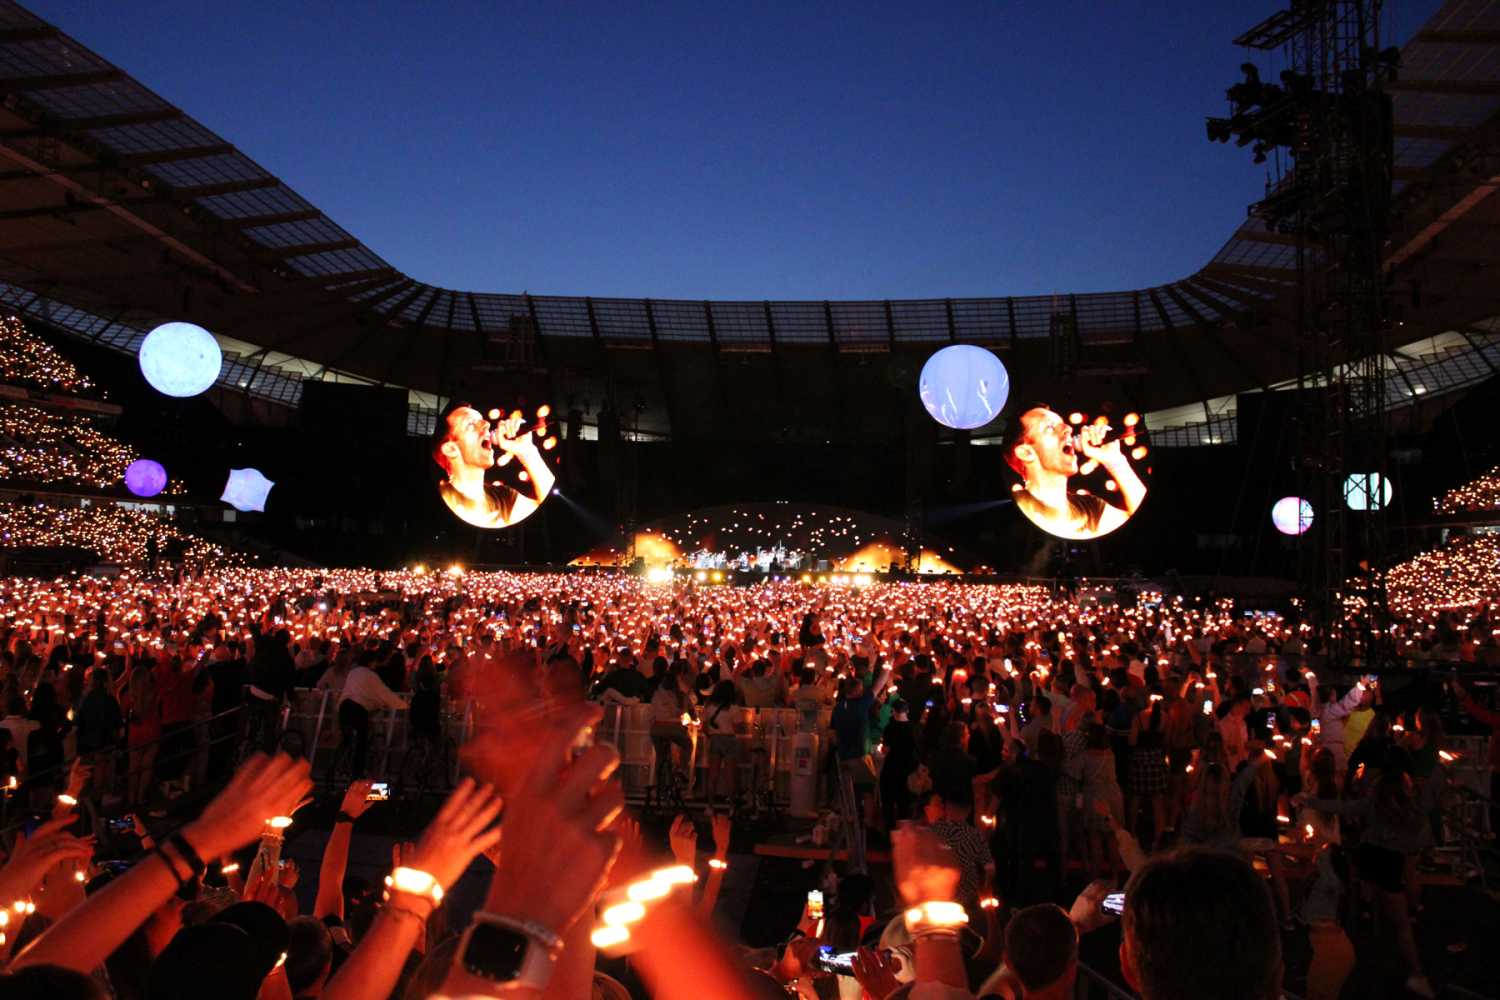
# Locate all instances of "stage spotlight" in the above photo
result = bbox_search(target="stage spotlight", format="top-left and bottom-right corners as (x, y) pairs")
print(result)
(138, 321), (222, 398)
(694, 571), (707, 582)
(711, 571), (723, 583)
(645, 567), (674, 585)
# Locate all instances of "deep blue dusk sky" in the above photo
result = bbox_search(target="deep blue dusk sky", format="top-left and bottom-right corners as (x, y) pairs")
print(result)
(31, 1), (1439, 300)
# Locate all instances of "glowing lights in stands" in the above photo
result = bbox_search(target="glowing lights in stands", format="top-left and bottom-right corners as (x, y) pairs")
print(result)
(0, 404), (182, 493)
(0, 316), (96, 394)
(0, 503), (238, 566)
(1434, 465), (1500, 514)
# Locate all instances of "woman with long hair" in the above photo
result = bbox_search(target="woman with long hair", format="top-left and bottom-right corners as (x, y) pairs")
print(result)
(120, 662), (160, 809)
(703, 679), (741, 811)
(1300, 766), (1441, 997)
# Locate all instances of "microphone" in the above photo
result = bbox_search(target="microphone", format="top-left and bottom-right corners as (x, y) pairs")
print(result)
(1070, 413), (1148, 474)
(488, 405), (558, 465)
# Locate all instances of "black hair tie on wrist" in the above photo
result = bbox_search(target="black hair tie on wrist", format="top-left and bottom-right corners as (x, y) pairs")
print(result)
(165, 831), (206, 880)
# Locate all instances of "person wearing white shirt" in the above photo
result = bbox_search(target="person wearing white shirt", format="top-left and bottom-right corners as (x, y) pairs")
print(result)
(338, 664), (406, 777)
(1315, 679), (1370, 771)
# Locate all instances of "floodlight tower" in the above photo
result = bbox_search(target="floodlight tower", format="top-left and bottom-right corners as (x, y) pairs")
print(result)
(1208, 0), (1398, 667)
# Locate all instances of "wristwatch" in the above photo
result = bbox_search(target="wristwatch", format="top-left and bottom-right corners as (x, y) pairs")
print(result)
(437, 911), (562, 995)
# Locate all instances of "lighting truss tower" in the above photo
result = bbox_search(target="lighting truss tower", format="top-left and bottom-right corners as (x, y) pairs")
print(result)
(1209, 0), (1398, 666)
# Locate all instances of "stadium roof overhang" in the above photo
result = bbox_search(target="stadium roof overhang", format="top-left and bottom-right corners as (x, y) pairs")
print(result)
(0, 0), (1499, 444)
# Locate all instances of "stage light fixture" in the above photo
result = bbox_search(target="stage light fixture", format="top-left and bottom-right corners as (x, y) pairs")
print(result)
(138, 322), (222, 397)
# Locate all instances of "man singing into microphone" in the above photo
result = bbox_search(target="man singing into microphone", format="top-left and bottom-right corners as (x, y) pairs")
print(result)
(431, 402), (555, 529)
(1002, 406), (1146, 539)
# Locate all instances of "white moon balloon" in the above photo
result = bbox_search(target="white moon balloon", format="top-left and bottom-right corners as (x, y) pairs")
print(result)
(138, 322), (222, 397)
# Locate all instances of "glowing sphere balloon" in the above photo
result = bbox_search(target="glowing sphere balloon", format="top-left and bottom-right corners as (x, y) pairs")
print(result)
(138, 322), (222, 397)
(1271, 496), (1313, 536)
(1343, 473), (1393, 511)
(221, 467), (274, 512)
(124, 459), (167, 498)
(918, 345), (1009, 430)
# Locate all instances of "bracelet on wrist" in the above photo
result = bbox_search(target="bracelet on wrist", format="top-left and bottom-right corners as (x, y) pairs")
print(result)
(154, 844), (192, 888)
(167, 831), (206, 879)
(335, 811), (357, 825)
(590, 864), (697, 953)
(904, 900), (969, 937)
(708, 857), (728, 871)
(385, 866), (444, 906)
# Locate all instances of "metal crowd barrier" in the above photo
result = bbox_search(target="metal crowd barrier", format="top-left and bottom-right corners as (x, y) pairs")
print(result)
(596, 703), (833, 804)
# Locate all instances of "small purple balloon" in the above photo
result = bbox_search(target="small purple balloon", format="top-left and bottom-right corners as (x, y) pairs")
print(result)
(124, 458), (167, 498)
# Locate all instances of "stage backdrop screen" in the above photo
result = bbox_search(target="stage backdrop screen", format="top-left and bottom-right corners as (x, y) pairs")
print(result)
(1002, 406), (1149, 540)
(431, 403), (556, 529)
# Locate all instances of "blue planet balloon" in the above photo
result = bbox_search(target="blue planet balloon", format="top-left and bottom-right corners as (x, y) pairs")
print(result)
(138, 321), (222, 398)
(221, 467), (274, 512)
(124, 459), (168, 498)
(918, 345), (1009, 430)
(1271, 496), (1313, 536)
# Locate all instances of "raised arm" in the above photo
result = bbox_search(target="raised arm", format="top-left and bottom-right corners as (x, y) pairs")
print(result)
(322, 779), (502, 1000)
(12, 753), (311, 974)
(314, 780), (375, 920)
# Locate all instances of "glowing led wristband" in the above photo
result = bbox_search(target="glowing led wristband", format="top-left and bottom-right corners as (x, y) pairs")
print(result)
(56, 793), (77, 807)
(904, 900), (969, 934)
(979, 896), (1000, 910)
(386, 866), (444, 905)
(592, 865), (699, 953)
(267, 816), (294, 830)
(708, 857), (728, 871)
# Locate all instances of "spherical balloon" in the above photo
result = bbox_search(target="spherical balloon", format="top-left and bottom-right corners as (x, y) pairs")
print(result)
(124, 459), (168, 498)
(138, 322), (222, 397)
(918, 345), (1009, 430)
(1343, 473), (1393, 511)
(1271, 496), (1313, 536)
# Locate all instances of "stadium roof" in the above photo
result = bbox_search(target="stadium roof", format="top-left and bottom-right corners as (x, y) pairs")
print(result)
(0, 0), (1499, 443)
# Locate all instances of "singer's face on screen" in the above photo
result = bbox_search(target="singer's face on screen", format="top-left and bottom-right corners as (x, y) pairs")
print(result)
(1015, 407), (1077, 478)
(438, 405), (494, 477)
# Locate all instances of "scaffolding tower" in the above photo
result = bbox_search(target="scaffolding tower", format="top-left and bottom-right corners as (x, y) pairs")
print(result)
(1211, 0), (1398, 665)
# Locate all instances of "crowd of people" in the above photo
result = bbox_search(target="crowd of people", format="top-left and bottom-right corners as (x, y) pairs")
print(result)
(0, 565), (1489, 998)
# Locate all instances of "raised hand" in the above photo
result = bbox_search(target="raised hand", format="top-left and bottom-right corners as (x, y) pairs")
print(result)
(851, 947), (904, 999)
(891, 821), (961, 907)
(710, 811), (731, 858)
(403, 778), (503, 892)
(0, 816), (94, 901)
(669, 814), (698, 867)
(182, 752), (312, 863)
(339, 779), (377, 821)
(480, 708), (623, 937)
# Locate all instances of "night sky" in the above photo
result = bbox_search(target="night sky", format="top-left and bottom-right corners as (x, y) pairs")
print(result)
(32, 1), (1440, 300)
